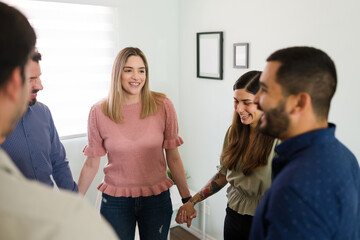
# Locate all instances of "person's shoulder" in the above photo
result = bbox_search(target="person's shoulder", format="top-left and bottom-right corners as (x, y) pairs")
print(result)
(92, 99), (106, 108)
(31, 102), (53, 119)
(227, 125), (232, 133)
(328, 139), (359, 178)
(152, 91), (167, 103)
(161, 97), (173, 106)
(160, 97), (177, 116)
(7, 178), (118, 239)
(313, 137), (357, 169)
(333, 139), (357, 160)
(87, 99), (108, 123)
(34, 101), (50, 112)
(90, 99), (106, 113)
(223, 125), (231, 139)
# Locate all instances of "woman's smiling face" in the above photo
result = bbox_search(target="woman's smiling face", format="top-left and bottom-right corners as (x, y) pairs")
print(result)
(121, 55), (146, 102)
(233, 88), (263, 128)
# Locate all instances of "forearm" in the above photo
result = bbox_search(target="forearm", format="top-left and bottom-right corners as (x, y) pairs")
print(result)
(77, 156), (100, 195)
(166, 148), (191, 198)
(52, 160), (78, 192)
(50, 138), (77, 191)
(190, 172), (227, 205)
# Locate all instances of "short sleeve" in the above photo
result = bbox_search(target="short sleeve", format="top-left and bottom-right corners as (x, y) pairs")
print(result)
(162, 98), (184, 149)
(217, 127), (231, 175)
(83, 104), (107, 157)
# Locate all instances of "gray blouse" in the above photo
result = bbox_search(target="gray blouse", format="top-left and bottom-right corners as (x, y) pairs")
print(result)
(217, 128), (280, 216)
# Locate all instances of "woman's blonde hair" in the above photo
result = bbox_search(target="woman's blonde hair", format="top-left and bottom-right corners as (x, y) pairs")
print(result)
(102, 47), (165, 123)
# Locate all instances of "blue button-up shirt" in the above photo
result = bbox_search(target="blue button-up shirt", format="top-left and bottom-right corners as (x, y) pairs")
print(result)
(1, 102), (78, 192)
(250, 123), (360, 240)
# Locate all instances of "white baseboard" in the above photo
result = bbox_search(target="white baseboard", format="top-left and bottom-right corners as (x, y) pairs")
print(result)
(178, 225), (217, 240)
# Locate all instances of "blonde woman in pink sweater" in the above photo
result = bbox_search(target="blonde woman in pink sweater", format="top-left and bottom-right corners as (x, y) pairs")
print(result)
(78, 47), (191, 240)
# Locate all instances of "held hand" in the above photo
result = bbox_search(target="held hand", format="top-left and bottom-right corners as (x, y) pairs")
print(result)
(175, 202), (197, 228)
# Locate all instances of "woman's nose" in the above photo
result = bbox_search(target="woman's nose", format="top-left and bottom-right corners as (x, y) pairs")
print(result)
(132, 71), (140, 80)
(236, 103), (244, 112)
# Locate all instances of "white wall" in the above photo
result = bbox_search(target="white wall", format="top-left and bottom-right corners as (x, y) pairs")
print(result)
(178, 0), (360, 239)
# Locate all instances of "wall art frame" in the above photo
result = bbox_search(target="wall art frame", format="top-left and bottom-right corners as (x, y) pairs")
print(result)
(197, 31), (223, 80)
(233, 43), (249, 69)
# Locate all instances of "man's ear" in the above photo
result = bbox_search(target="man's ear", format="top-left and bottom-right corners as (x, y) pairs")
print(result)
(289, 92), (311, 115)
(3, 67), (22, 102)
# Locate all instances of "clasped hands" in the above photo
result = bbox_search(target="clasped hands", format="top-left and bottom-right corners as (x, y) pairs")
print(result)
(175, 201), (197, 227)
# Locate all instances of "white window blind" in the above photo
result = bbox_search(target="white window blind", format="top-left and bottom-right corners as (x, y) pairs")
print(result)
(5, 0), (116, 138)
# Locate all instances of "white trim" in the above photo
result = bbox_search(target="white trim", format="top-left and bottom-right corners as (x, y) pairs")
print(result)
(60, 133), (86, 140)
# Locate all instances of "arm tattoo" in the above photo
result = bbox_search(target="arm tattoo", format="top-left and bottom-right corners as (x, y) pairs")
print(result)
(190, 173), (224, 204)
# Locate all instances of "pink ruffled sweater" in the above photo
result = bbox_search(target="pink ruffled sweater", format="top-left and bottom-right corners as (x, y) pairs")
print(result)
(83, 97), (183, 197)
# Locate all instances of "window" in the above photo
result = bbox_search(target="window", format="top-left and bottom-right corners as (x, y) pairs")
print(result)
(5, 0), (117, 138)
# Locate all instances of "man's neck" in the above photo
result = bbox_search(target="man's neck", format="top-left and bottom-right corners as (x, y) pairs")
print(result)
(280, 120), (328, 141)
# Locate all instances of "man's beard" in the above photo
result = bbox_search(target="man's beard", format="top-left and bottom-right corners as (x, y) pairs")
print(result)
(259, 100), (290, 139)
(29, 98), (37, 106)
(29, 89), (38, 106)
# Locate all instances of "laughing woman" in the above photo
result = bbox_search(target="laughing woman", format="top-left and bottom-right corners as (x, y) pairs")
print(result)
(175, 71), (279, 240)
(78, 47), (191, 240)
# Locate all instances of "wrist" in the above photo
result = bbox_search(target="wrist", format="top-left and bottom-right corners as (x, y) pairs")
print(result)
(181, 196), (192, 204)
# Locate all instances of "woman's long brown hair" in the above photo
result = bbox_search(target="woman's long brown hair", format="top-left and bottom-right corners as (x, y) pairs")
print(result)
(221, 71), (275, 175)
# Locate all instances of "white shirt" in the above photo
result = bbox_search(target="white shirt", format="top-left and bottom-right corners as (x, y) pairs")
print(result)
(0, 149), (118, 240)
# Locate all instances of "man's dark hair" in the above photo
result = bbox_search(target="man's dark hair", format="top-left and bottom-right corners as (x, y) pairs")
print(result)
(267, 46), (337, 120)
(0, 2), (36, 88)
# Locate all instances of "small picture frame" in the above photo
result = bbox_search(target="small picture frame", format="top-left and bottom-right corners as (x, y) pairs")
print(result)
(197, 32), (223, 80)
(233, 43), (249, 68)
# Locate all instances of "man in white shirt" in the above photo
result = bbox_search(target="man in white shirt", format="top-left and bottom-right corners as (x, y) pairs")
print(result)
(0, 2), (118, 239)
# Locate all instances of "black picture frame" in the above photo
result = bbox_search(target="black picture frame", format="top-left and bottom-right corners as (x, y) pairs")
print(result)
(197, 32), (223, 80)
(233, 43), (249, 69)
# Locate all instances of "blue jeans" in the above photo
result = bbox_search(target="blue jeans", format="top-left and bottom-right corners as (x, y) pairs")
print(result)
(100, 190), (173, 240)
